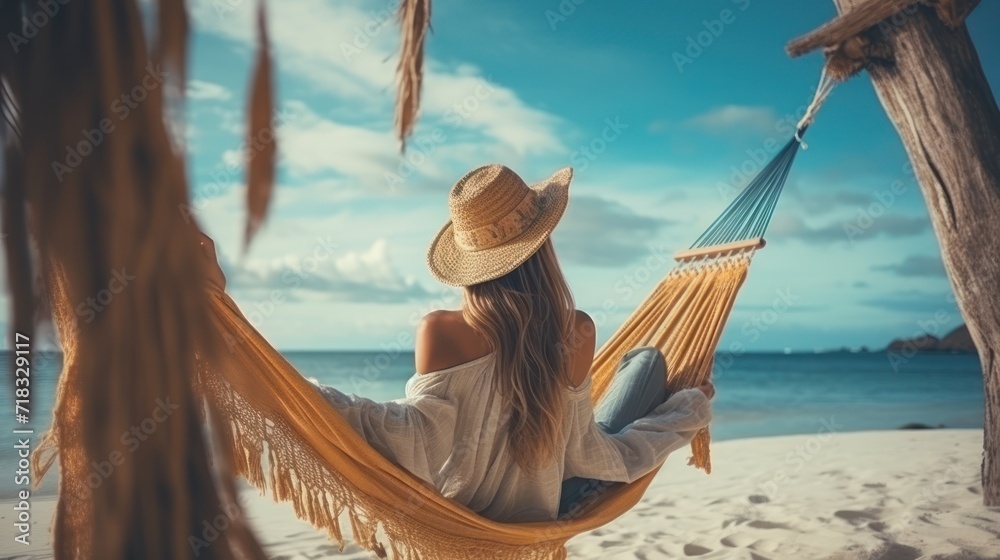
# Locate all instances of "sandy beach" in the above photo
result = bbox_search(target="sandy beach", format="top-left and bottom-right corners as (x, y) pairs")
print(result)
(2, 429), (996, 560)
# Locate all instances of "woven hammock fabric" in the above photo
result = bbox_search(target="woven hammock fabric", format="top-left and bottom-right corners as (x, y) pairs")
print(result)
(194, 252), (752, 559)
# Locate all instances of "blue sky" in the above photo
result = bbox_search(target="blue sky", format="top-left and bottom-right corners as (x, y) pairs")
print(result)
(171, 0), (1000, 351)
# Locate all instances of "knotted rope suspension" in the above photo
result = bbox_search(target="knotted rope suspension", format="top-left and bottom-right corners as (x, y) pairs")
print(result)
(796, 67), (837, 147)
(684, 67), (838, 256)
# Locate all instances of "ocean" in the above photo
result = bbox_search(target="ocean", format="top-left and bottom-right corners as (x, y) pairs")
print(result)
(0, 350), (984, 498)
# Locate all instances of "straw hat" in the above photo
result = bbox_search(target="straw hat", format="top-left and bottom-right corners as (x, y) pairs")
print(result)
(426, 164), (573, 287)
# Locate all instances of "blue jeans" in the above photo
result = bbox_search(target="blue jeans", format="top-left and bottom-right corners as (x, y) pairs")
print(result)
(558, 346), (668, 517)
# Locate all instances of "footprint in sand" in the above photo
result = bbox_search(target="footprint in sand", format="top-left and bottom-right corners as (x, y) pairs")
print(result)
(833, 509), (880, 526)
(718, 533), (782, 555)
(746, 520), (790, 530)
(683, 543), (712, 556)
(720, 533), (756, 547)
(868, 521), (888, 532)
(918, 513), (939, 525)
(636, 509), (668, 518)
(863, 541), (922, 560)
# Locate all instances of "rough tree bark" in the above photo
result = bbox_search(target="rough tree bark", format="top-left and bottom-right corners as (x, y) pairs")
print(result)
(832, 0), (1000, 505)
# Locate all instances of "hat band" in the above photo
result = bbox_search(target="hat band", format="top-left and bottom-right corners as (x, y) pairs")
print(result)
(453, 190), (541, 251)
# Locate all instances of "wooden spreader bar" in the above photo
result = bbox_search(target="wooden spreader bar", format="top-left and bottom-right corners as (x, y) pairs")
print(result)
(673, 237), (766, 262)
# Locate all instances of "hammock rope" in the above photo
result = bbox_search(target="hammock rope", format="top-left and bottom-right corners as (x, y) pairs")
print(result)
(689, 69), (835, 252)
(797, 66), (837, 146)
(689, 137), (801, 249)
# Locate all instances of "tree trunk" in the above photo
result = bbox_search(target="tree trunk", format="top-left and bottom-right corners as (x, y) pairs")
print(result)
(833, 0), (1000, 505)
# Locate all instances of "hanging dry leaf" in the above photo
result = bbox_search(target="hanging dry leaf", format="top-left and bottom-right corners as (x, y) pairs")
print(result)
(395, 0), (431, 151)
(1, 0), (269, 557)
(156, 0), (189, 89)
(244, 0), (277, 251)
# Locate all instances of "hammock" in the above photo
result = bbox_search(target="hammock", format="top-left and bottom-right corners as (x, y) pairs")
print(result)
(196, 80), (835, 559)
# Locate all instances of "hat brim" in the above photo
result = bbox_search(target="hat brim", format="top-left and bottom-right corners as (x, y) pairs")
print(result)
(426, 167), (573, 287)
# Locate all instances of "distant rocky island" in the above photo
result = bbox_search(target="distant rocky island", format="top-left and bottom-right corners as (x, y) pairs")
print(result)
(822, 324), (977, 354)
(884, 324), (976, 353)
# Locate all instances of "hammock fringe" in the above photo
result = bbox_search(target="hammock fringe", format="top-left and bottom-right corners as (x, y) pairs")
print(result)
(202, 363), (570, 560)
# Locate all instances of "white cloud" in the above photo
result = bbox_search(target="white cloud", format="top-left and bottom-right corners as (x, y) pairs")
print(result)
(768, 211), (931, 244)
(417, 67), (564, 156)
(227, 238), (432, 303)
(333, 239), (416, 289)
(276, 101), (403, 184)
(188, 0), (565, 166)
(685, 105), (778, 135)
(191, 0), (401, 99)
(555, 195), (671, 267)
(187, 80), (233, 101)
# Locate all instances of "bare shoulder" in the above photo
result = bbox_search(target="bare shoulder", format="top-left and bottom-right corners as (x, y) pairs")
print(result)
(417, 309), (461, 329)
(415, 310), (490, 375)
(573, 309), (595, 333)
(415, 309), (465, 348)
(571, 310), (597, 351)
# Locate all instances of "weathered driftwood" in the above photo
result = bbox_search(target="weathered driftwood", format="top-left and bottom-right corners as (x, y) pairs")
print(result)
(827, 0), (1000, 505)
(788, 0), (981, 57)
(929, 0), (982, 28)
(787, 0), (982, 79)
(787, 0), (917, 57)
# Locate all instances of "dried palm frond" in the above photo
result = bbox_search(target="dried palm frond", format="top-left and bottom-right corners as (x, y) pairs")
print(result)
(244, 0), (277, 251)
(395, 0), (431, 150)
(0, 1), (269, 558)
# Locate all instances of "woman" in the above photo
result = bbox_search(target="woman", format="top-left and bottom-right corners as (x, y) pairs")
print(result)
(206, 164), (714, 523)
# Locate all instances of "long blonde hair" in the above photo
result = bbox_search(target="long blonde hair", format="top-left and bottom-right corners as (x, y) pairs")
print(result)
(462, 239), (576, 471)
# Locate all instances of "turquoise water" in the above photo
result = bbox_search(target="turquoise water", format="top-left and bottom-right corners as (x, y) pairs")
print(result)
(0, 350), (984, 497)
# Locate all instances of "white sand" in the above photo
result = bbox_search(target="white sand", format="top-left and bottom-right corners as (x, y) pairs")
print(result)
(3, 430), (997, 559)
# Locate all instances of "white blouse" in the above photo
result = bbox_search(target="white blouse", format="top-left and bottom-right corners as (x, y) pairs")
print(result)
(310, 351), (712, 522)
